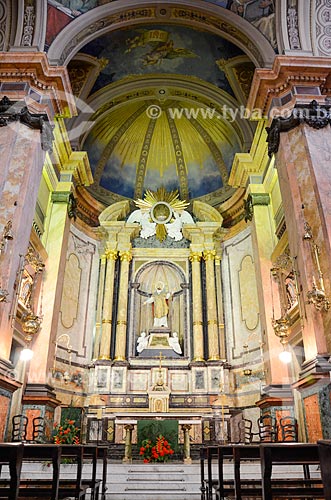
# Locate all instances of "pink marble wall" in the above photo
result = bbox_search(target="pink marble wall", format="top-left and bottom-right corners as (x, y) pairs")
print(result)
(277, 125), (329, 359)
(0, 122), (45, 361)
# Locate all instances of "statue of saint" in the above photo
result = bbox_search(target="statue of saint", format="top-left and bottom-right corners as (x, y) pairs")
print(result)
(144, 281), (172, 328)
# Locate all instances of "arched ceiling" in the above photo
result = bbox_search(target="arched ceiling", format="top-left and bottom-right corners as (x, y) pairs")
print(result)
(46, 1), (270, 209)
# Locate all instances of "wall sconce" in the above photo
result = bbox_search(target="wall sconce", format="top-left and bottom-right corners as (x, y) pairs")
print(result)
(303, 221), (330, 312)
(0, 220), (14, 302)
(52, 333), (72, 385)
(242, 344), (252, 376)
(0, 220), (14, 253)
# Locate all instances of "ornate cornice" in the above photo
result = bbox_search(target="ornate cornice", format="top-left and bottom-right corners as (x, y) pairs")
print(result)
(247, 56), (331, 115)
(0, 52), (75, 117)
(0, 96), (54, 151)
(266, 100), (331, 157)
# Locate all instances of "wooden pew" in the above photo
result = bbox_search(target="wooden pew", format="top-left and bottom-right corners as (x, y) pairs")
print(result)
(232, 444), (261, 500)
(0, 443), (24, 500)
(96, 445), (108, 500)
(81, 445), (102, 500)
(260, 442), (324, 499)
(317, 439), (331, 500)
(18, 444), (88, 500)
(19, 443), (61, 500)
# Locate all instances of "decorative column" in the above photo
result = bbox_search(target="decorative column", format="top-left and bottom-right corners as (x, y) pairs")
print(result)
(182, 424), (192, 464)
(204, 250), (220, 361)
(123, 424), (134, 463)
(99, 248), (118, 360)
(93, 254), (106, 359)
(247, 56), (331, 440)
(189, 251), (204, 362)
(215, 252), (226, 361)
(114, 250), (132, 362)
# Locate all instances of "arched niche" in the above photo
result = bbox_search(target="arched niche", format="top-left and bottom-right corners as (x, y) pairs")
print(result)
(129, 260), (189, 359)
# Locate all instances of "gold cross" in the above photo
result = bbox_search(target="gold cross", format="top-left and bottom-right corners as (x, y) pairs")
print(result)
(158, 351), (165, 370)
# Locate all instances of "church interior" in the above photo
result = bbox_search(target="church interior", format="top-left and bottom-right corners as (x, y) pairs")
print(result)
(1, 0), (331, 457)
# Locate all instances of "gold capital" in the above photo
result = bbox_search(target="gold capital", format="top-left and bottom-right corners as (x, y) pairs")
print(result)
(102, 319), (112, 324)
(116, 320), (127, 326)
(119, 251), (132, 262)
(193, 321), (203, 326)
(207, 319), (218, 325)
(203, 250), (216, 261)
(189, 252), (202, 263)
(105, 249), (118, 260)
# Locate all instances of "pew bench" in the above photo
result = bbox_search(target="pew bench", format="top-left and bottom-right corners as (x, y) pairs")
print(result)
(0, 443), (24, 500)
(19, 445), (89, 500)
(260, 443), (324, 499)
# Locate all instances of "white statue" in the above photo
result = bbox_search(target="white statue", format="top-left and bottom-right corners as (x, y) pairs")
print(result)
(168, 332), (182, 354)
(137, 331), (149, 353)
(143, 281), (172, 328)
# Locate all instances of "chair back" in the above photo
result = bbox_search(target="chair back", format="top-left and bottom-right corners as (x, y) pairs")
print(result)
(11, 415), (28, 442)
(257, 415), (277, 442)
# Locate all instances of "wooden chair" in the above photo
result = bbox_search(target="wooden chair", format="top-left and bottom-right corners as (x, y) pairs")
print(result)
(260, 442), (324, 499)
(32, 417), (45, 443)
(317, 439), (331, 500)
(257, 415), (277, 442)
(279, 416), (297, 442)
(11, 415), (28, 443)
(0, 443), (24, 500)
(237, 418), (253, 444)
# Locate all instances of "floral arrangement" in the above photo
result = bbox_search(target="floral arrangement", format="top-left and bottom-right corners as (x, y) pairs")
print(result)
(53, 419), (80, 445)
(139, 434), (174, 463)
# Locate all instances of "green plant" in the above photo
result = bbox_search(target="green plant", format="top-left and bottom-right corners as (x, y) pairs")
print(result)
(53, 418), (80, 445)
(139, 434), (174, 463)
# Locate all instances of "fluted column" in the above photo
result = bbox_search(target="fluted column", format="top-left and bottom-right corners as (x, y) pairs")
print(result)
(204, 250), (220, 361)
(93, 254), (106, 359)
(215, 253), (226, 361)
(99, 249), (118, 360)
(189, 251), (204, 362)
(123, 424), (134, 463)
(114, 250), (132, 362)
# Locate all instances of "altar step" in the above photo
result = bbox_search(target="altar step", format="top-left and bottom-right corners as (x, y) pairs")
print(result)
(107, 463), (201, 500)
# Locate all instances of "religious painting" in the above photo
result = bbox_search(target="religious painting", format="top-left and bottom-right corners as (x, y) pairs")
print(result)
(111, 366), (126, 392)
(95, 366), (109, 390)
(192, 368), (206, 392)
(209, 367), (223, 392)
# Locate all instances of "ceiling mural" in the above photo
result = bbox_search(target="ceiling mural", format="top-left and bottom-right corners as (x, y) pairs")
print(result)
(83, 98), (241, 204)
(80, 26), (243, 95)
(46, 0), (276, 49)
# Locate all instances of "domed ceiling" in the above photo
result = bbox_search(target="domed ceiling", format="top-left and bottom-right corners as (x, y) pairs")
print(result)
(66, 23), (256, 206)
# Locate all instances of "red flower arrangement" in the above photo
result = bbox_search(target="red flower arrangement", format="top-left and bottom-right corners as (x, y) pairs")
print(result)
(53, 419), (80, 445)
(139, 435), (174, 463)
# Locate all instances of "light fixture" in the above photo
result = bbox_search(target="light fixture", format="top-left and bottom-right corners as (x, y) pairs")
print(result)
(303, 220), (330, 312)
(20, 346), (34, 361)
(0, 220), (14, 253)
(242, 344), (252, 376)
(279, 346), (292, 364)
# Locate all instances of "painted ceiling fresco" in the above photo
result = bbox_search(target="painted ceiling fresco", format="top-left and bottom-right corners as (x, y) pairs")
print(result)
(83, 99), (241, 204)
(80, 25), (243, 95)
(46, 0), (276, 49)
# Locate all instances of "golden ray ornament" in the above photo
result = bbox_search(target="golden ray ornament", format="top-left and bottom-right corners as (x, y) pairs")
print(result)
(134, 188), (190, 242)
